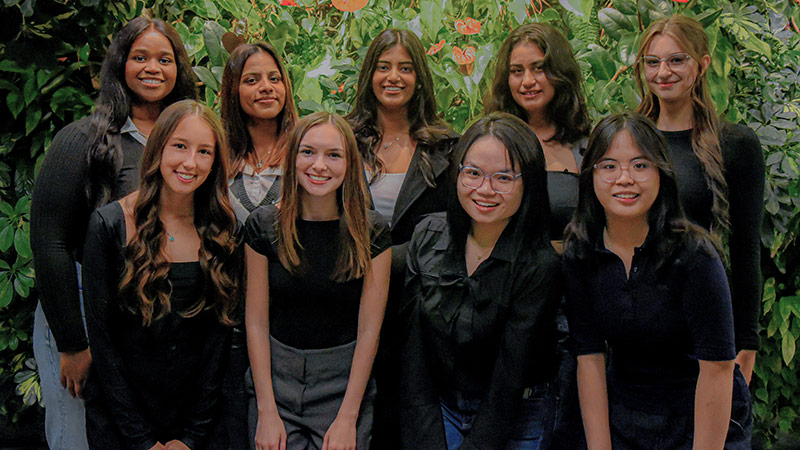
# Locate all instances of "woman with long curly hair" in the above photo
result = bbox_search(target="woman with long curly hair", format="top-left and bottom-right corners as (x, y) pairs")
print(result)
(82, 100), (240, 450)
(634, 14), (763, 386)
(30, 16), (196, 449)
(244, 112), (391, 450)
(345, 29), (458, 448)
(563, 112), (751, 448)
(484, 23), (592, 447)
(221, 41), (298, 223)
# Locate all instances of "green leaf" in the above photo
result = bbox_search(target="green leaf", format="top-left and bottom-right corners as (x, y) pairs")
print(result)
(508, 0), (528, 26)
(14, 229), (31, 258)
(35, 70), (52, 89)
(13, 278), (29, 298)
(0, 225), (13, 252)
(0, 59), (27, 74)
(193, 66), (220, 91)
(0, 202), (13, 216)
(0, 280), (12, 308)
(25, 106), (42, 136)
(14, 196), (29, 214)
(202, 21), (228, 68)
(7, 90), (24, 119)
(598, 8), (634, 41)
(420, 0), (443, 41)
(79, 44), (90, 62)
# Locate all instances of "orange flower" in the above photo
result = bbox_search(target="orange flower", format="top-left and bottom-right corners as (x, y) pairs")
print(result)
(455, 17), (481, 35)
(427, 39), (445, 55)
(452, 45), (475, 65)
(332, 0), (368, 12)
(280, 0), (298, 5)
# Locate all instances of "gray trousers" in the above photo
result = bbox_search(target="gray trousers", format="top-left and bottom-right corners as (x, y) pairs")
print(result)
(247, 336), (375, 450)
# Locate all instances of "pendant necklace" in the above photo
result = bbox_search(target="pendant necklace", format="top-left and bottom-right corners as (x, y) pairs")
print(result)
(382, 136), (401, 149)
(166, 230), (175, 242)
(255, 148), (272, 169)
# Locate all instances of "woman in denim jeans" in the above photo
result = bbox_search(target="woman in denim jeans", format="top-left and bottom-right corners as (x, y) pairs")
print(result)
(398, 113), (561, 450)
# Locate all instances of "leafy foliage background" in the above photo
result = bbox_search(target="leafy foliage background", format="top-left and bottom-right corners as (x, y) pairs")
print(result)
(0, 0), (797, 446)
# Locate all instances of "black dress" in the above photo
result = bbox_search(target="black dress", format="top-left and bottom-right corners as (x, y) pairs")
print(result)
(82, 202), (230, 450)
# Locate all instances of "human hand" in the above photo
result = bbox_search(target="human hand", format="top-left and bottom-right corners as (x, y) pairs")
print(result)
(60, 347), (92, 399)
(322, 415), (357, 450)
(164, 440), (191, 450)
(255, 411), (287, 450)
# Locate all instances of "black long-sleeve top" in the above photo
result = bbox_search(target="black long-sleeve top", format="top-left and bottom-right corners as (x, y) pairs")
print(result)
(564, 235), (735, 415)
(398, 213), (561, 450)
(82, 202), (229, 450)
(661, 123), (764, 350)
(31, 117), (144, 352)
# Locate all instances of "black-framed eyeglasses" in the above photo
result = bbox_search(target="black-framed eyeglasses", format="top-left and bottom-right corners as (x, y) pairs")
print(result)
(458, 164), (522, 194)
(593, 159), (656, 183)
(641, 53), (692, 72)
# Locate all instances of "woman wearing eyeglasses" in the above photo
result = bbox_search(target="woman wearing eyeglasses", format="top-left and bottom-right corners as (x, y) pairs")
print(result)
(635, 15), (764, 391)
(563, 112), (750, 449)
(398, 113), (560, 450)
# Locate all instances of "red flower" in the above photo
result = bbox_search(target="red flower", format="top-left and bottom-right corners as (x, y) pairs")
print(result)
(455, 18), (481, 35)
(452, 45), (475, 65)
(280, 0), (298, 6)
(332, 0), (368, 12)
(427, 39), (445, 55)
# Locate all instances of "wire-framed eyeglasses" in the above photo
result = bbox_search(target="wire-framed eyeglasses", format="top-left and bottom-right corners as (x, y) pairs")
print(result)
(642, 53), (692, 72)
(458, 164), (522, 194)
(593, 159), (657, 183)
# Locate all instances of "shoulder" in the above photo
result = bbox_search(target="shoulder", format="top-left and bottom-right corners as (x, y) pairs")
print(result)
(518, 243), (561, 280)
(44, 117), (93, 161)
(720, 122), (763, 166)
(409, 212), (449, 248)
(243, 204), (278, 252)
(367, 209), (392, 257)
(87, 202), (124, 239)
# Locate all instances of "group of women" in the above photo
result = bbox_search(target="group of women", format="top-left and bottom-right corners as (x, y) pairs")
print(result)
(30, 11), (763, 450)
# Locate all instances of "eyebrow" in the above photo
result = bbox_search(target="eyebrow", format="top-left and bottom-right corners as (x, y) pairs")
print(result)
(463, 161), (515, 172)
(377, 59), (413, 65)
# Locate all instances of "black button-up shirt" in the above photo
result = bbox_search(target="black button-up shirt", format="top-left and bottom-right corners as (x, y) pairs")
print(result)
(398, 213), (561, 450)
(563, 235), (735, 415)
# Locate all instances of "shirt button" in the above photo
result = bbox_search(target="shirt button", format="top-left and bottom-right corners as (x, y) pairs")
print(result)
(632, 267), (638, 273)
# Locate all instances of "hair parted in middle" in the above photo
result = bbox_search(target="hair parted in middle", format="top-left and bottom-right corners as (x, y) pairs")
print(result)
(220, 41), (298, 172)
(634, 14), (729, 239)
(484, 23), (591, 144)
(277, 111), (372, 283)
(563, 112), (716, 271)
(346, 28), (457, 186)
(119, 100), (240, 327)
(447, 112), (551, 255)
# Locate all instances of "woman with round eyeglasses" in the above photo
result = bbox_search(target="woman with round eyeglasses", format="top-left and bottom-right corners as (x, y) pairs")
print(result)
(635, 15), (764, 389)
(398, 113), (560, 450)
(563, 112), (751, 449)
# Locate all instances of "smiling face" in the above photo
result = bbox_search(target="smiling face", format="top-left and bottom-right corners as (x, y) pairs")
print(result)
(593, 129), (660, 224)
(371, 44), (416, 113)
(295, 122), (347, 202)
(238, 51), (287, 124)
(645, 34), (706, 108)
(125, 28), (178, 105)
(457, 136), (524, 229)
(508, 41), (555, 120)
(159, 114), (216, 198)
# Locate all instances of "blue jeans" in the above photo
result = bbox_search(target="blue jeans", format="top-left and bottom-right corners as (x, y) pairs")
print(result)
(32, 263), (89, 450)
(441, 384), (551, 450)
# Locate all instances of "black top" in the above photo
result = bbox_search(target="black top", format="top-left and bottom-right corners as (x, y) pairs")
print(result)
(243, 204), (391, 349)
(661, 123), (764, 351)
(82, 202), (230, 450)
(563, 235), (735, 415)
(546, 139), (585, 240)
(31, 117), (144, 352)
(398, 213), (561, 450)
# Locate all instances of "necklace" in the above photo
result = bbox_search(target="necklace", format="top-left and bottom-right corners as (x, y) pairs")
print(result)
(166, 230), (175, 242)
(255, 148), (272, 169)
(382, 136), (401, 149)
(468, 234), (497, 260)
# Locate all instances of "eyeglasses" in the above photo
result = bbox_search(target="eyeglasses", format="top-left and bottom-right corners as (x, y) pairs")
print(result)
(593, 159), (656, 183)
(458, 164), (522, 194)
(642, 53), (692, 72)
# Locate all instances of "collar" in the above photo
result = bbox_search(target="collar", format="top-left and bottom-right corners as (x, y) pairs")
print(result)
(437, 220), (518, 275)
(121, 117), (148, 146)
(591, 227), (658, 255)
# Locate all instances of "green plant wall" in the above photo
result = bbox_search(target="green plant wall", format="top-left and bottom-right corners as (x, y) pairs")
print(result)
(0, 0), (798, 446)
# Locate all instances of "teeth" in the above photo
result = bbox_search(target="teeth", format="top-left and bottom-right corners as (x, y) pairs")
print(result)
(385, 86), (402, 91)
(141, 79), (162, 85)
(309, 174), (329, 181)
(177, 172), (195, 180)
(614, 193), (637, 199)
(475, 201), (498, 207)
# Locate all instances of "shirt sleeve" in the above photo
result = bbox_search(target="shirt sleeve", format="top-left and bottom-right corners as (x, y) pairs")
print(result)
(462, 248), (561, 450)
(30, 120), (92, 352)
(563, 256), (606, 356)
(723, 124), (764, 350)
(368, 209), (392, 258)
(243, 205), (275, 255)
(82, 208), (158, 450)
(681, 245), (736, 361)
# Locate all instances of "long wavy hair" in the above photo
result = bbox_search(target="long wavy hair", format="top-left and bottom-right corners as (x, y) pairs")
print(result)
(220, 41), (298, 172)
(86, 16), (198, 210)
(277, 112), (372, 282)
(634, 14), (729, 238)
(346, 29), (457, 186)
(563, 113), (716, 271)
(119, 100), (240, 326)
(484, 23), (591, 144)
(447, 113), (551, 255)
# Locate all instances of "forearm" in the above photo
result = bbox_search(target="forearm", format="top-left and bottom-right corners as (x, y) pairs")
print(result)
(337, 327), (380, 420)
(577, 354), (612, 450)
(693, 360), (734, 450)
(246, 321), (279, 416)
(735, 350), (756, 385)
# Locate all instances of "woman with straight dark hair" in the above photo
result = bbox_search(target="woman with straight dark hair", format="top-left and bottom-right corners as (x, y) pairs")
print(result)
(634, 14), (764, 384)
(30, 16), (197, 449)
(398, 113), (561, 450)
(485, 23), (592, 447)
(346, 28), (458, 449)
(244, 112), (391, 450)
(221, 41), (298, 223)
(82, 100), (240, 450)
(563, 112), (751, 449)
